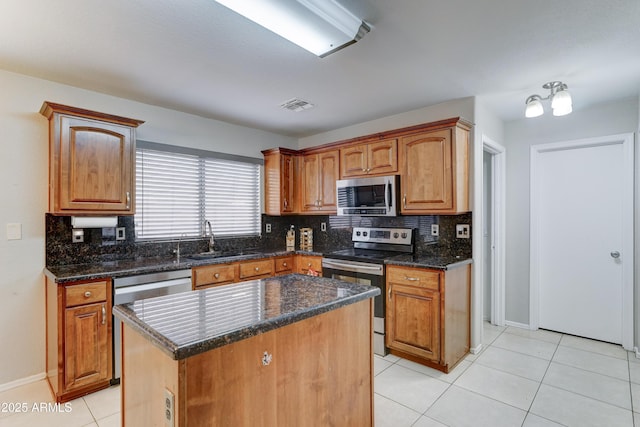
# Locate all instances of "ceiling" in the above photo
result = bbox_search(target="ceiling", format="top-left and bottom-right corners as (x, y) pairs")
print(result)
(2, 0), (639, 137)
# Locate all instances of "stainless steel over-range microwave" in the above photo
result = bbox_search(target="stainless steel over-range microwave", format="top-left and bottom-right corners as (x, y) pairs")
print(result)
(336, 175), (399, 216)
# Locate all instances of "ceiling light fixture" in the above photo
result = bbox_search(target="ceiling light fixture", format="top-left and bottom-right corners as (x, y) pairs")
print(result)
(525, 81), (573, 118)
(214, 0), (370, 57)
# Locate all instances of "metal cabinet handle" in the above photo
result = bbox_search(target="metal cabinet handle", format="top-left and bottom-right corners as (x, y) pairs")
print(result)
(403, 195), (407, 208)
(611, 251), (620, 258)
(282, 262), (287, 267)
(307, 263), (312, 267)
(84, 291), (92, 298)
(126, 191), (130, 209)
(405, 276), (420, 281)
(362, 168), (367, 172)
(214, 273), (220, 279)
(101, 305), (106, 325)
(388, 285), (392, 300)
(283, 199), (288, 209)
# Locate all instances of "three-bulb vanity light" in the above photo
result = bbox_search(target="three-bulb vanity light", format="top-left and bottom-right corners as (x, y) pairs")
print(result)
(525, 81), (573, 118)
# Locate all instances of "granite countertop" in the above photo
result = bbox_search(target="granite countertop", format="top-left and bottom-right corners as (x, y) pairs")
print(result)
(44, 249), (324, 283)
(385, 254), (473, 270)
(113, 273), (380, 360)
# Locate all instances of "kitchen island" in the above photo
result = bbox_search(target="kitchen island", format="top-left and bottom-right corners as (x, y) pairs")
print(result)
(113, 273), (379, 426)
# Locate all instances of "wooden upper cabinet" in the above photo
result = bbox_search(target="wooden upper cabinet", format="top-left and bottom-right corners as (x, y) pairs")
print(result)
(340, 138), (398, 178)
(262, 148), (297, 215)
(40, 102), (144, 215)
(300, 150), (339, 213)
(400, 119), (470, 214)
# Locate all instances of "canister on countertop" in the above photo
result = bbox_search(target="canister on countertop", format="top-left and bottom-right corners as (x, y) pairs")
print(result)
(286, 225), (295, 251)
(299, 228), (313, 251)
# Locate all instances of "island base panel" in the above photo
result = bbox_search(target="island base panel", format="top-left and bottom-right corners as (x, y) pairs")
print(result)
(122, 299), (374, 426)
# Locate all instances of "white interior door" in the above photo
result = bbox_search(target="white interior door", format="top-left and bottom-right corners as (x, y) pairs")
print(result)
(530, 134), (634, 347)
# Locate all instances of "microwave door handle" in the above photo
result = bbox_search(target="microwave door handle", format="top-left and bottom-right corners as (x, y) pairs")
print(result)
(385, 179), (391, 209)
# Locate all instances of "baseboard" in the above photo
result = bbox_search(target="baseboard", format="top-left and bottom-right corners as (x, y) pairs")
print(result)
(0, 372), (46, 393)
(634, 347), (640, 359)
(470, 343), (483, 355)
(505, 320), (530, 330)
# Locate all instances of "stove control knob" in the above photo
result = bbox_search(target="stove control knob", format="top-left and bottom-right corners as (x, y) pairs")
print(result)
(393, 232), (399, 238)
(356, 231), (361, 236)
(363, 232), (368, 237)
(401, 232), (407, 239)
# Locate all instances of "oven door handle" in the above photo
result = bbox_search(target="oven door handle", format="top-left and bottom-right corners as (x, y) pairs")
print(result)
(322, 260), (383, 272)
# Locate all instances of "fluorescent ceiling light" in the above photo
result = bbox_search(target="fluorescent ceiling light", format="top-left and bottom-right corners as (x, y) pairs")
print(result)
(214, 0), (370, 57)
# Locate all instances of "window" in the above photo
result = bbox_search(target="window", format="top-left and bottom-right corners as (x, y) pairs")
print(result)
(135, 141), (262, 240)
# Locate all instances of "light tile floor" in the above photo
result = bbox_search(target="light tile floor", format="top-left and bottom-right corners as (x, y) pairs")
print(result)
(0, 323), (638, 426)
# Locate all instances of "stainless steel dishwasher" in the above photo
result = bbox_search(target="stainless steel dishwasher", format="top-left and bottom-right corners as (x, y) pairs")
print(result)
(113, 269), (192, 381)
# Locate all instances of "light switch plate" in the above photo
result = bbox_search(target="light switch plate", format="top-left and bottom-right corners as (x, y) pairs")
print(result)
(116, 227), (126, 241)
(72, 229), (84, 243)
(6, 223), (22, 240)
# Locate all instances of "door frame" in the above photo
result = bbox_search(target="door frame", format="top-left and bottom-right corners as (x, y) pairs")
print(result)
(482, 137), (506, 326)
(529, 133), (634, 349)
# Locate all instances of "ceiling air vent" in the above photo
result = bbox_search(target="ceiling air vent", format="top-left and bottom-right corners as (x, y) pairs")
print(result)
(280, 98), (315, 112)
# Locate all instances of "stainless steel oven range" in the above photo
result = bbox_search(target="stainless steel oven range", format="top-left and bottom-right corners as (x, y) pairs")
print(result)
(322, 227), (414, 356)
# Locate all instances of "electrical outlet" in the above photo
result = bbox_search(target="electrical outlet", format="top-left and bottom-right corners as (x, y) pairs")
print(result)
(266, 223), (271, 233)
(456, 224), (470, 239)
(164, 388), (175, 427)
(431, 224), (439, 237)
(321, 222), (327, 232)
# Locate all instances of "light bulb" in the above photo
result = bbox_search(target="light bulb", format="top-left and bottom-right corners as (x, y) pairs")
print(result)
(551, 88), (572, 110)
(525, 97), (544, 118)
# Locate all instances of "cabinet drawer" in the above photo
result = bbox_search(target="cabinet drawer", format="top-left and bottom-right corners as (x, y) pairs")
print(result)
(193, 263), (238, 288)
(239, 259), (274, 279)
(274, 256), (294, 274)
(297, 255), (322, 275)
(65, 281), (108, 307)
(387, 267), (440, 291)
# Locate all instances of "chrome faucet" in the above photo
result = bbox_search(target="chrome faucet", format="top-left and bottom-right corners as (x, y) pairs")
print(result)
(174, 233), (186, 262)
(205, 220), (215, 252)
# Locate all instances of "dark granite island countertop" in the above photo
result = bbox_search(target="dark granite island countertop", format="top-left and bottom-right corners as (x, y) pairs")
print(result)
(113, 273), (380, 360)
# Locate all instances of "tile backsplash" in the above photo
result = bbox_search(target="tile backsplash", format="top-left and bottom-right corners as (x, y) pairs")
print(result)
(46, 212), (471, 267)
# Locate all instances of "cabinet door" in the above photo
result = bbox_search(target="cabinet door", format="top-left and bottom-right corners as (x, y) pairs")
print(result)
(367, 139), (398, 176)
(58, 116), (134, 213)
(386, 283), (440, 362)
(280, 154), (296, 213)
(400, 129), (453, 212)
(317, 151), (339, 212)
(64, 302), (110, 390)
(340, 144), (368, 178)
(299, 154), (320, 211)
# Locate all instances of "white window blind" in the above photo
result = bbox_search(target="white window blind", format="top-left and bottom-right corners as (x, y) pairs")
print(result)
(135, 142), (261, 240)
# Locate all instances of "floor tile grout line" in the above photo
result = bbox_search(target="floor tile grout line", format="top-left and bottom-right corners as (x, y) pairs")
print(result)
(522, 333), (559, 418)
(549, 357), (632, 383)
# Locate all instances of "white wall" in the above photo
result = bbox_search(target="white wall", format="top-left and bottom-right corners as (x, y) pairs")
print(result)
(0, 69), (296, 387)
(503, 97), (639, 325)
(298, 97), (475, 148)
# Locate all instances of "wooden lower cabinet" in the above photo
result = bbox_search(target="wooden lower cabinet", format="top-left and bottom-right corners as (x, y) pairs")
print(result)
(193, 254), (321, 289)
(122, 299), (373, 426)
(386, 264), (470, 372)
(46, 277), (112, 403)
